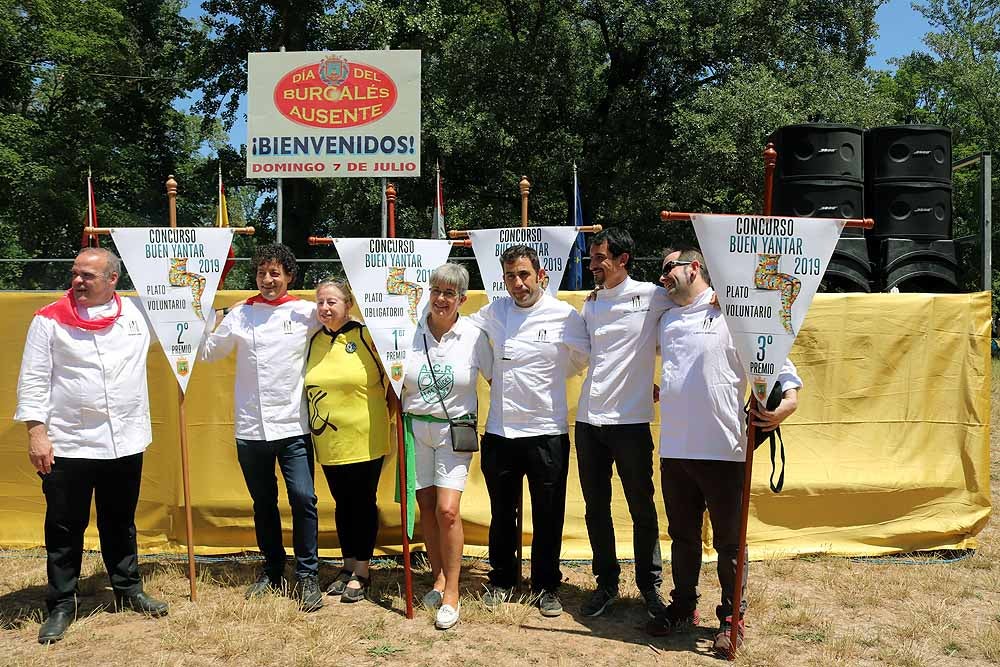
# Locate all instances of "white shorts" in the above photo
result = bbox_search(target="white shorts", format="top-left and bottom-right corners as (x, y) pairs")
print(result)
(409, 418), (473, 492)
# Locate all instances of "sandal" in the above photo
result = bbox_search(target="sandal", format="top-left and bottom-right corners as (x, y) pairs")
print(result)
(340, 573), (371, 603)
(326, 568), (352, 596)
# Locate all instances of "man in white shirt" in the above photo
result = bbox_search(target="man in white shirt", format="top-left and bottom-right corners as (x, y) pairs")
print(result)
(648, 246), (801, 656)
(200, 243), (322, 612)
(15, 248), (168, 644)
(576, 228), (673, 619)
(468, 245), (589, 618)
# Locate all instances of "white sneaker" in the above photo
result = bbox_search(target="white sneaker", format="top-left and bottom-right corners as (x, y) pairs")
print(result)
(422, 589), (443, 609)
(435, 603), (460, 629)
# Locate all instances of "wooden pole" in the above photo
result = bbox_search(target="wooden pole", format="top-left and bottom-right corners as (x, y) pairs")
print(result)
(519, 176), (530, 228)
(167, 175), (198, 602)
(726, 147), (780, 659)
(515, 176), (532, 586)
(386, 182), (415, 620)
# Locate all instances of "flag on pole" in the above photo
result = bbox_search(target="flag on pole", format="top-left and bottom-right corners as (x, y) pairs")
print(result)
(217, 167), (237, 284)
(81, 170), (100, 248)
(567, 164), (586, 290)
(432, 161), (446, 239)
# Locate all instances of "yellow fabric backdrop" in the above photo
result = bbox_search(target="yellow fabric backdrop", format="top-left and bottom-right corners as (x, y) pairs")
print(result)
(0, 291), (991, 560)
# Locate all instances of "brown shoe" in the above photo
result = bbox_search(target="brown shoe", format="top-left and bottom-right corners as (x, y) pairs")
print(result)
(712, 616), (745, 656)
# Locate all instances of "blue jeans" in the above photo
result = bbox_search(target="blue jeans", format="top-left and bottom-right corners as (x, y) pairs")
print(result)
(236, 435), (319, 579)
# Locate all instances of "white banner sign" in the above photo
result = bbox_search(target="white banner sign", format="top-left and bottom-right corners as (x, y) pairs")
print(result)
(334, 238), (453, 397)
(247, 50), (421, 178)
(112, 227), (235, 393)
(467, 226), (580, 302)
(691, 214), (844, 404)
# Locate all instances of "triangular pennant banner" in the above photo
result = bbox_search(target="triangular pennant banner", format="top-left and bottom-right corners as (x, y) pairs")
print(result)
(334, 238), (454, 397)
(467, 226), (579, 301)
(111, 227), (235, 393)
(691, 214), (845, 404)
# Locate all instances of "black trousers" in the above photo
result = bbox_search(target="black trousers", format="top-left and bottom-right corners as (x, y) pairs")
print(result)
(481, 432), (570, 592)
(660, 457), (748, 623)
(576, 422), (663, 593)
(322, 457), (384, 561)
(41, 453), (144, 613)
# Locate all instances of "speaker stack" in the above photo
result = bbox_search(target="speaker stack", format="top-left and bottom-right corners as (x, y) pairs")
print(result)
(865, 125), (957, 291)
(769, 123), (872, 292)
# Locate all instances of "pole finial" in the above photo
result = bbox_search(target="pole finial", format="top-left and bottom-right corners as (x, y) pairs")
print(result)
(764, 142), (777, 167)
(386, 182), (397, 202)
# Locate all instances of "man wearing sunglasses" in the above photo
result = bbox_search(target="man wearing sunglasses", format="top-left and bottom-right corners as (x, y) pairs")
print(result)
(649, 245), (801, 655)
(575, 228), (675, 619)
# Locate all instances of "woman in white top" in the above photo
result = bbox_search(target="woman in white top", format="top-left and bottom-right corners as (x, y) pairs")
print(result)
(402, 263), (493, 630)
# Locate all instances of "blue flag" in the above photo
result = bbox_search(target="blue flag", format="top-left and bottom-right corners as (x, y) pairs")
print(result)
(568, 167), (586, 290)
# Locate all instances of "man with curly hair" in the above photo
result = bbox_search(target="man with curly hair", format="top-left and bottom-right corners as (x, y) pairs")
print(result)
(200, 243), (323, 612)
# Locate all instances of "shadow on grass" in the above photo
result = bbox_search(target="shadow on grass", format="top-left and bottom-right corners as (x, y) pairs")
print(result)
(0, 562), (166, 630)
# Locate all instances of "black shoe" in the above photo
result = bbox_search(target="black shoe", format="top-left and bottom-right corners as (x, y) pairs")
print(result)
(340, 573), (371, 603)
(481, 584), (512, 608)
(645, 603), (699, 637)
(38, 608), (73, 644)
(326, 568), (352, 596)
(115, 591), (168, 618)
(298, 575), (324, 612)
(641, 588), (668, 619)
(537, 590), (563, 617)
(245, 571), (283, 600)
(581, 587), (618, 617)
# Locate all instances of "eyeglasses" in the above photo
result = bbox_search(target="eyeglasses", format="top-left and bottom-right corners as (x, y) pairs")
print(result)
(660, 260), (693, 276)
(429, 287), (460, 299)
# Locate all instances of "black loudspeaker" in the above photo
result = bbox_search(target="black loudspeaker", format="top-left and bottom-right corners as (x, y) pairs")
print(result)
(771, 123), (863, 180)
(881, 238), (958, 292)
(822, 237), (872, 292)
(866, 125), (952, 182)
(867, 181), (952, 240)
(774, 178), (865, 237)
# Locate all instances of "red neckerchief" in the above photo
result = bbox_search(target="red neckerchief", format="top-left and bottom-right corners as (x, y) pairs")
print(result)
(36, 290), (123, 331)
(245, 292), (299, 306)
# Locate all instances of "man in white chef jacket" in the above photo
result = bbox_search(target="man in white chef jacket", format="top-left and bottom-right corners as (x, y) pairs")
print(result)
(468, 244), (589, 618)
(200, 243), (323, 612)
(648, 245), (801, 656)
(15, 247), (168, 645)
(576, 227), (674, 619)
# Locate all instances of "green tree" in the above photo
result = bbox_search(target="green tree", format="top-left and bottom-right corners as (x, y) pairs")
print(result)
(193, 0), (885, 285)
(0, 0), (210, 288)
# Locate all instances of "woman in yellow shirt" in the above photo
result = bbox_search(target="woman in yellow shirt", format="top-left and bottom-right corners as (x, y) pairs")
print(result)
(305, 278), (390, 602)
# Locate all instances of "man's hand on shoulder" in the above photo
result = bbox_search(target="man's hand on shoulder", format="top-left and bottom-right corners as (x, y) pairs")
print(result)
(750, 388), (798, 432)
(26, 421), (54, 474)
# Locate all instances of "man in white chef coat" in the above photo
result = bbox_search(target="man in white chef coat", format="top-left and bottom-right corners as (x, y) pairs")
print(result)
(201, 243), (323, 612)
(16, 247), (168, 644)
(468, 244), (589, 618)
(576, 227), (673, 619)
(648, 245), (801, 656)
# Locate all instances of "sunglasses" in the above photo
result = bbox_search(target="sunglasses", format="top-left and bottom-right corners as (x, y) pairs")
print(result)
(660, 260), (693, 276)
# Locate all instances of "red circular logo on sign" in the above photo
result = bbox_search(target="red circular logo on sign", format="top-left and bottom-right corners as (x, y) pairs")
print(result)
(273, 56), (398, 129)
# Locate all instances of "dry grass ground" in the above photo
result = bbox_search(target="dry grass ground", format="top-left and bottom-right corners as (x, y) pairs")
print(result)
(0, 360), (996, 666)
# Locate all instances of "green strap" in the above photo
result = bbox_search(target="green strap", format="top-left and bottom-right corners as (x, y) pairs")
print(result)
(407, 412), (451, 424)
(394, 413), (417, 540)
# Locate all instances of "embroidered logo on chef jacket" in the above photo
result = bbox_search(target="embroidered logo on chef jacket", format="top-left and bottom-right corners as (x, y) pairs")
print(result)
(283, 320), (293, 334)
(536, 329), (548, 342)
(127, 319), (142, 336)
(695, 312), (719, 335)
